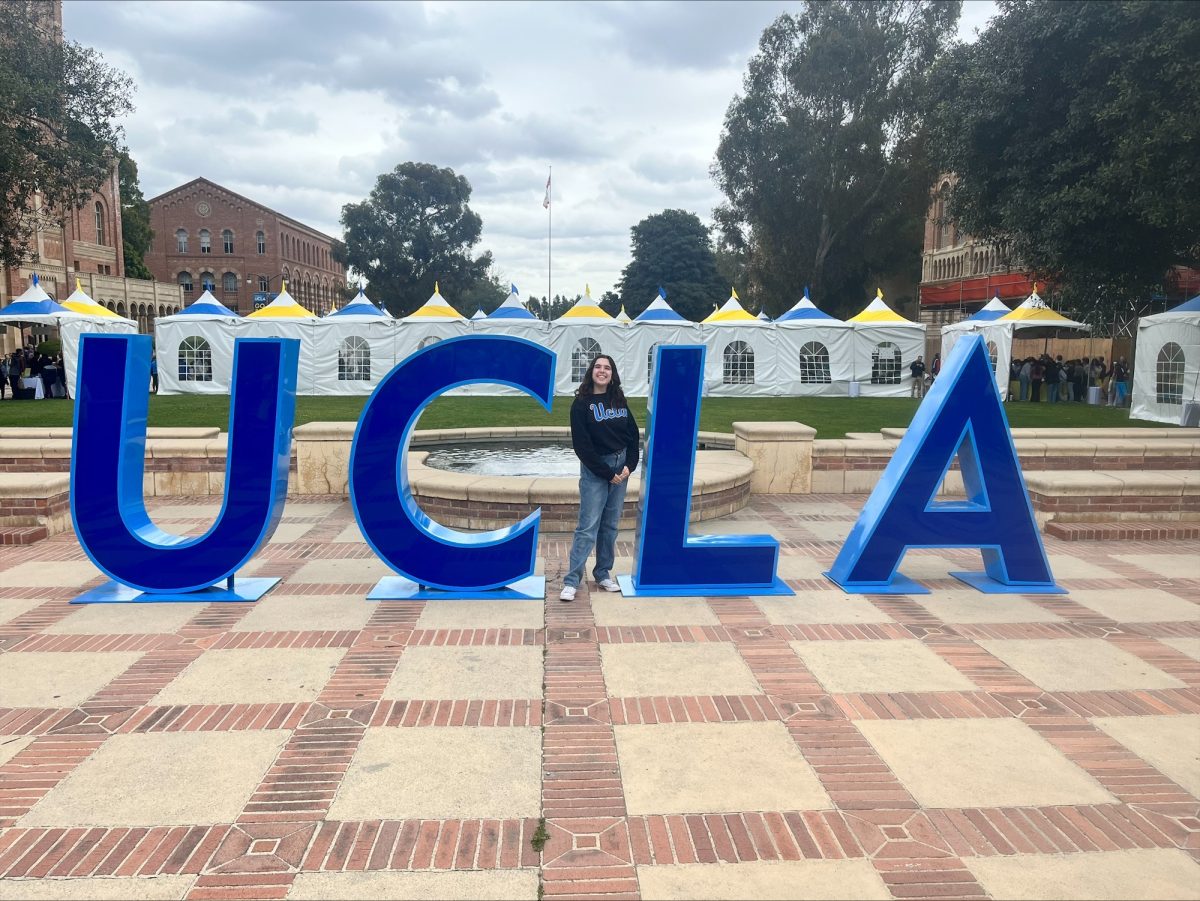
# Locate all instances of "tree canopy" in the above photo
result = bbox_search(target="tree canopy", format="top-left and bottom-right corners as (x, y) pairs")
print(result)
(118, 151), (153, 279)
(0, 1), (134, 271)
(713, 1), (960, 318)
(616, 209), (727, 321)
(340, 162), (494, 316)
(928, 0), (1200, 313)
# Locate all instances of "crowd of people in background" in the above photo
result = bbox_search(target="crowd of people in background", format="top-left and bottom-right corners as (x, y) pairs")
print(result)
(1008, 354), (1129, 406)
(0, 344), (67, 400)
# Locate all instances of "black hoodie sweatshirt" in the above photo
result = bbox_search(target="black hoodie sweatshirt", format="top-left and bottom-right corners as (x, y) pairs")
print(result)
(569, 389), (641, 481)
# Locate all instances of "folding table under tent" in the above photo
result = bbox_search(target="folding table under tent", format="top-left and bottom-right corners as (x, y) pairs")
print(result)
(624, 289), (702, 398)
(1131, 294), (1200, 424)
(244, 284), (319, 394)
(469, 285), (549, 395)
(549, 287), (626, 396)
(774, 288), (854, 396)
(939, 294), (1012, 393)
(314, 288), (396, 395)
(846, 291), (926, 397)
(57, 280), (137, 397)
(154, 290), (244, 395)
(700, 290), (778, 396)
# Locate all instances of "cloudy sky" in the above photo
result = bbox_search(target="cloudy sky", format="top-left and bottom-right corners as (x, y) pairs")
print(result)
(64, 0), (995, 302)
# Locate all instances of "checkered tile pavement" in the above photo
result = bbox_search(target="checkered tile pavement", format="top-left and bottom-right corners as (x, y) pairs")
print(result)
(0, 496), (1197, 900)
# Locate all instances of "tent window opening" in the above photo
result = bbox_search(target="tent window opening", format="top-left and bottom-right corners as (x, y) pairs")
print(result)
(986, 341), (999, 373)
(647, 342), (665, 386)
(338, 336), (370, 381)
(199, 229), (211, 253)
(200, 272), (215, 293)
(1156, 342), (1185, 405)
(178, 336), (213, 382)
(798, 341), (831, 384)
(723, 340), (754, 385)
(572, 338), (602, 383)
(870, 341), (901, 385)
(418, 336), (441, 350)
(222, 229), (234, 253)
(177, 272), (193, 293)
(176, 229), (188, 253)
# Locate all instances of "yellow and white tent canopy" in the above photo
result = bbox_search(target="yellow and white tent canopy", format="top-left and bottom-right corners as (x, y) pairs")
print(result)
(246, 284), (316, 319)
(702, 289), (759, 324)
(554, 286), (614, 323)
(404, 283), (464, 321)
(847, 290), (915, 324)
(998, 289), (1087, 329)
(62, 279), (134, 322)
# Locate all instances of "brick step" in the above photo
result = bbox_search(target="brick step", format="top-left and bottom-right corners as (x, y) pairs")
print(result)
(0, 525), (49, 545)
(1045, 521), (1200, 542)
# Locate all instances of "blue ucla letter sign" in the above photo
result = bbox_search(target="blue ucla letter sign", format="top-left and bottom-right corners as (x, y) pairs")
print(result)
(826, 334), (1062, 595)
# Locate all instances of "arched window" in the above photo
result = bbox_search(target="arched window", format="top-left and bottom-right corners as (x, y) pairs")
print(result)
(572, 337), (602, 383)
(177, 271), (193, 293)
(176, 229), (188, 253)
(338, 336), (371, 381)
(200, 271), (215, 293)
(94, 201), (105, 244)
(1156, 342), (1185, 404)
(870, 341), (902, 385)
(986, 341), (999, 373)
(178, 336), (213, 382)
(256, 231), (266, 254)
(199, 229), (211, 254)
(418, 335), (441, 350)
(723, 340), (755, 384)
(116, 302), (126, 318)
(222, 229), (234, 254)
(934, 182), (951, 250)
(798, 341), (831, 384)
(647, 342), (664, 385)
(222, 272), (238, 293)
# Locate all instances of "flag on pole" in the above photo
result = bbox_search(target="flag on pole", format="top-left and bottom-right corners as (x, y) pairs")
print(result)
(543, 173), (551, 209)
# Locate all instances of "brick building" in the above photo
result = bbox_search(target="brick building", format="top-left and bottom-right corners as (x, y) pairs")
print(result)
(144, 178), (346, 316)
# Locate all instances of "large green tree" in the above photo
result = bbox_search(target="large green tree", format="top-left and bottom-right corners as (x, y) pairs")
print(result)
(616, 209), (726, 321)
(928, 0), (1200, 316)
(713, 1), (960, 318)
(340, 162), (494, 316)
(0, 1), (134, 271)
(117, 151), (152, 279)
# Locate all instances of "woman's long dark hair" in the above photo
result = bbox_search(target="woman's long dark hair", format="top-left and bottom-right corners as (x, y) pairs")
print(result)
(576, 353), (626, 405)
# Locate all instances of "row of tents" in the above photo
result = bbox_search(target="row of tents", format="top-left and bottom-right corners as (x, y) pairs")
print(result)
(1, 276), (1196, 421)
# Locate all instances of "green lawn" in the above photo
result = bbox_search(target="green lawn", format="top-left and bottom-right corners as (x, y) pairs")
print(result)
(0, 393), (1159, 438)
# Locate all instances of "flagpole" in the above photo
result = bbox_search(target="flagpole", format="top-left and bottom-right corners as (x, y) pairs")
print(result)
(547, 165), (552, 319)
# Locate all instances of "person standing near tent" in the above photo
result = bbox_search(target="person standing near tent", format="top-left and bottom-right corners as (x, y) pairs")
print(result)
(150, 355), (159, 394)
(909, 355), (927, 399)
(560, 355), (640, 602)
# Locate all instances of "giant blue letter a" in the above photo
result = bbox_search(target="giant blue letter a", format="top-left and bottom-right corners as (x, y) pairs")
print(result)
(826, 335), (1063, 595)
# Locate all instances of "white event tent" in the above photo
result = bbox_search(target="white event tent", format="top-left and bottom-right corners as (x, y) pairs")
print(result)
(845, 290), (926, 397)
(549, 286), (625, 396)
(625, 289), (701, 397)
(243, 283), (319, 393)
(939, 294), (1012, 392)
(774, 288), (854, 396)
(317, 288), (394, 394)
(468, 285), (549, 395)
(700, 289), (777, 396)
(155, 290), (242, 395)
(1131, 294), (1200, 424)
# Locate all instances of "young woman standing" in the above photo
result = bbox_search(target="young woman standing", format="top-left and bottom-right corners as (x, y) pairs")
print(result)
(560, 354), (640, 601)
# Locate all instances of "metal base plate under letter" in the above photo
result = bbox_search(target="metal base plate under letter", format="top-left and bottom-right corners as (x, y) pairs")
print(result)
(949, 571), (1066, 595)
(823, 571), (930, 595)
(71, 577), (281, 605)
(617, 574), (794, 598)
(366, 576), (545, 601)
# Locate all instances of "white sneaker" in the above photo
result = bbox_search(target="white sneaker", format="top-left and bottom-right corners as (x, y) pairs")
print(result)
(559, 585), (576, 602)
(597, 578), (620, 592)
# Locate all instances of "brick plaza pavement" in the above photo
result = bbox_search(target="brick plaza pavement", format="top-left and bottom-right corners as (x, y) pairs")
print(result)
(0, 495), (1197, 899)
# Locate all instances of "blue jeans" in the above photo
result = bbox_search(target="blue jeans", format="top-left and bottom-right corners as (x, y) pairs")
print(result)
(564, 450), (627, 588)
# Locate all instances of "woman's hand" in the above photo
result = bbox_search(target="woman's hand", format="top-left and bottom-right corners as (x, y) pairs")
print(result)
(610, 466), (630, 485)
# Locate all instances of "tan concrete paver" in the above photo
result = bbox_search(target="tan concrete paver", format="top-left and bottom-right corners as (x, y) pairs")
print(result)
(287, 870), (538, 900)
(1113, 554), (1200, 579)
(756, 592), (894, 624)
(153, 647), (345, 705)
(792, 639), (977, 693)
(978, 639), (1187, 691)
(636, 860), (890, 900)
(281, 503), (340, 519)
(591, 595), (720, 627)
(232, 593), (376, 632)
(1043, 554), (1120, 580)
(414, 599), (544, 630)
(0, 560), (103, 587)
(777, 555), (835, 581)
(0, 651), (142, 708)
(20, 731), (288, 826)
(914, 590), (1064, 623)
(964, 849), (1200, 900)
(0, 735), (35, 767)
(46, 601), (199, 635)
(601, 643), (761, 697)
(0, 596), (48, 625)
(798, 520), (852, 542)
(0, 876), (195, 900)
(328, 727), (540, 820)
(857, 719), (1115, 808)
(146, 504), (221, 520)
(332, 523), (366, 543)
(1162, 637), (1200, 661)
(891, 553), (967, 581)
(1092, 715), (1200, 796)
(616, 722), (832, 814)
(383, 645), (542, 700)
(1068, 589), (1200, 623)
(267, 521), (315, 543)
(282, 557), (396, 583)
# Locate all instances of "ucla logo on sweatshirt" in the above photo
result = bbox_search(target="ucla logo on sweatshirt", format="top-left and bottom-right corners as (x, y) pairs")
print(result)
(589, 402), (628, 422)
